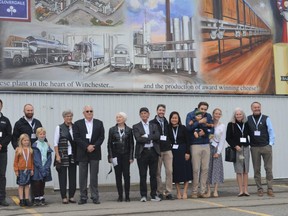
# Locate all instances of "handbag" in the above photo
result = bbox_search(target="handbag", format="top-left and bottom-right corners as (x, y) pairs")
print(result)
(225, 146), (236, 162)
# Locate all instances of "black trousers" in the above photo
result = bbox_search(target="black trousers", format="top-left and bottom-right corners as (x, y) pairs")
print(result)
(114, 154), (130, 198)
(57, 157), (77, 199)
(137, 148), (159, 198)
(0, 153), (7, 202)
(31, 180), (45, 197)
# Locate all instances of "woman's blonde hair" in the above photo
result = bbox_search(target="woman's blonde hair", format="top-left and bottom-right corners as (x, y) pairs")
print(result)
(16, 133), (33, 156)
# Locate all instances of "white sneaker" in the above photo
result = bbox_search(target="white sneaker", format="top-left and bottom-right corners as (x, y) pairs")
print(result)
(140, 196), (147, 202)
(151, 196), (161, 202)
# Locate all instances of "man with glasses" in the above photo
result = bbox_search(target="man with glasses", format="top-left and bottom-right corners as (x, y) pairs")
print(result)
(73, 105), (105, 205)
(186, 102), (214, 198)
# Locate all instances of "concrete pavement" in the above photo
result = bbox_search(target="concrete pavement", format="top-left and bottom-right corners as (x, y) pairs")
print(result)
(1, 179), (288, 216)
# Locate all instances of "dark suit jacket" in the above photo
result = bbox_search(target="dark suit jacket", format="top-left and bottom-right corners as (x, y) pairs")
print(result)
(132, 121), (160, 159)
(73, 118), (105, 162)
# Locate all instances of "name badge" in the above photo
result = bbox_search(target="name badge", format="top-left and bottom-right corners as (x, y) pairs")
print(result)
(240, 137), (246, 143)
(172, 144), (179, 149)
(254, 131), (261, 136)
(0, 132), (2, 137)
(31, 133), (36, 139)
(160, 135), (167, 141)
(86, 134), (91, 139)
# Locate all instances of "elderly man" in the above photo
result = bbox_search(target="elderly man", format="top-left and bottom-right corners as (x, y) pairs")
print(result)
(133, 107), (161, 202)
(73, 105), (105, 205)
(247, 102), (275, 197)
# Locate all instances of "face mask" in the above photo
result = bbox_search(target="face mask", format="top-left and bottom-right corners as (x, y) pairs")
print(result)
(38, 137), (45, 142)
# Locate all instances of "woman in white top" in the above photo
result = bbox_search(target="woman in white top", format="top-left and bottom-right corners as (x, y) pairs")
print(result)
(207, 108), (225, 197)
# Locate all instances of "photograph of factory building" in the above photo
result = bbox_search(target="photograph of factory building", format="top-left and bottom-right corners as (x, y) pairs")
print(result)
(0, 0), (286, 95)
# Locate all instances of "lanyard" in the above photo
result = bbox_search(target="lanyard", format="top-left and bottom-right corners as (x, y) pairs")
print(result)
(118, 128), (125, 142)
(22, 148), (30, 169)
(252, 115), (262, 130)
(236, 123), (245, 137)
(172, 126), (178, 144)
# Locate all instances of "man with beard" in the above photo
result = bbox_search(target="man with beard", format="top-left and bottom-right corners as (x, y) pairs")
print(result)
(12, 104), (44, 205)
(150, 104), (174, 200)
(12, 104), (44, 149)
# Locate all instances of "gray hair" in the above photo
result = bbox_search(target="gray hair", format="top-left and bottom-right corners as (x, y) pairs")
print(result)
(117, 112), (127, 121)
(83, 105), (93, 112)
(230, 108), (247, 123)
(62, 109), (73, 118)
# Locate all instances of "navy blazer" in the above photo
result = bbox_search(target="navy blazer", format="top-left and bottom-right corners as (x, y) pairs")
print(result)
(132, 121), (160, 159)
(73, 118), (105, 162)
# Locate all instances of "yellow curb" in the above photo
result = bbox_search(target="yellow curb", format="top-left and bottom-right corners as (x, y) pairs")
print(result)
(11, 196), (42, 216)
(192, 199), (272, 216)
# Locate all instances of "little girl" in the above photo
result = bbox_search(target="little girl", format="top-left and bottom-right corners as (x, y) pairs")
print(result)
(13, 133), (34, 207)
(31, 127), (53, 206)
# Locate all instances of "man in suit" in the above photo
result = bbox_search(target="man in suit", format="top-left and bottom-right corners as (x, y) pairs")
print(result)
(133, 107), (161, 202)
(150, 104), (174, 200)
(73, 105), (105, 205)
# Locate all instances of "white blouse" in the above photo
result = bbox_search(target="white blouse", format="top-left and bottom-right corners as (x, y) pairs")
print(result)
(210, 123), (226, 154)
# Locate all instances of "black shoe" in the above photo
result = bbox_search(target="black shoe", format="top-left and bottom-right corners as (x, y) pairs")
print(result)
(93, 199), (100, 204)
(166, 194), (175, 200)
(68, 198), (77, 203)
(0, 200), (9, 206)
(25, 199), (33, 207)
(117, 196), (123, 202)
(78, 199), (87, 205)
(158, 194), (164, 200)
(19, 199), (25, 207)
(125, 197), (130, 202)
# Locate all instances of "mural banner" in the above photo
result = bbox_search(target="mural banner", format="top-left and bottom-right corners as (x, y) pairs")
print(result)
(0, 0), (287, 94)
(0, 0), (31, 22)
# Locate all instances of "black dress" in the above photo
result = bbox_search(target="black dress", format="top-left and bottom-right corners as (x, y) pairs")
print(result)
(168, 124), (192, 183)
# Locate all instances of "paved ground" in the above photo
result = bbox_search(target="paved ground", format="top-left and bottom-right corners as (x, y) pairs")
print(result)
(1, 179), (288, 216)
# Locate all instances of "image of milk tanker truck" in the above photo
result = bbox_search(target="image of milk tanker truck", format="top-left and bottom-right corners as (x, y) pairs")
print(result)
(3, 35), (69, 67)
(68, 41), (104, 71)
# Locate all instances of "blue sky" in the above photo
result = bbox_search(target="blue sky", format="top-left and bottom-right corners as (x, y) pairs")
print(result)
(126, 0), (196, 42)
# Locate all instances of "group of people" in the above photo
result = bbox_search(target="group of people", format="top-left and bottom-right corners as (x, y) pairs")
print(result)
(0, 100), (275, 208)
(105, 101), (275, 202)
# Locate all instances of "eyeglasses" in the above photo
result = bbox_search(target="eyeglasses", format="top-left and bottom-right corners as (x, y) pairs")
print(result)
(85, 110), (93, 113)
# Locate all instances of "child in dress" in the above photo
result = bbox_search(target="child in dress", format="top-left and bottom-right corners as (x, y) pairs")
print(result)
(31, 127), (53, 206)
(13, 133), (34, 207)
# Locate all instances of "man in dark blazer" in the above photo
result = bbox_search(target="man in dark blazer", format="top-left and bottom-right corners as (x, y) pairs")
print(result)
(133, 107), (161, 202)
(73, 105), (105, 205)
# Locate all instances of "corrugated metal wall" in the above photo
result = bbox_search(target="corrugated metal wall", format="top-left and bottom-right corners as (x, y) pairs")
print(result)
(1, 92), (287, 189)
